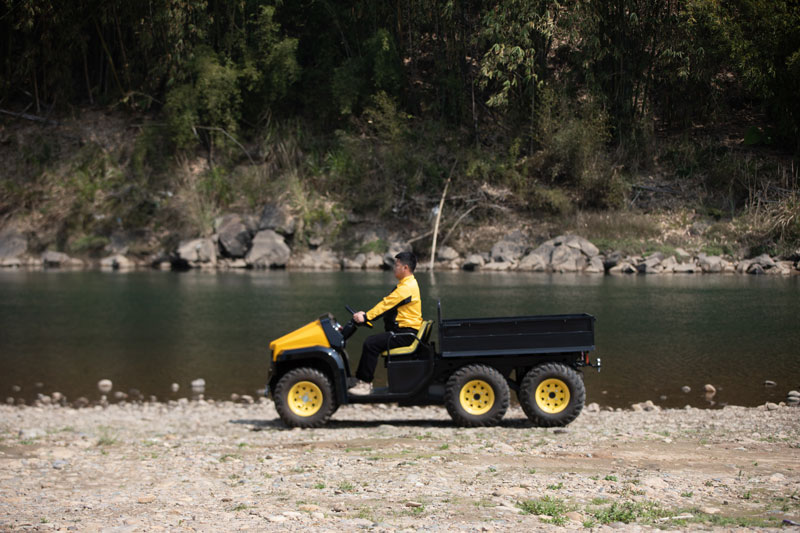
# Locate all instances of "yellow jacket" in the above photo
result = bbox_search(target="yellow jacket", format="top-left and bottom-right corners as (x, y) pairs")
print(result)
(366, 274), (423, 331)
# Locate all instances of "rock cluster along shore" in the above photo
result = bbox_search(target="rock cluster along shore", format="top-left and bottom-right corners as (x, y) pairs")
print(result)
(1, 402), (798, 532)
(2, 207), (799, 274)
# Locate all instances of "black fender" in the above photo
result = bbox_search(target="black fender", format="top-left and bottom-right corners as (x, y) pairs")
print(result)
(268, 346), (351, 405)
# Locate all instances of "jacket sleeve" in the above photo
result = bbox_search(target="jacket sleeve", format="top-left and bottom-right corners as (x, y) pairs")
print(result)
(366, 285), (412, 321)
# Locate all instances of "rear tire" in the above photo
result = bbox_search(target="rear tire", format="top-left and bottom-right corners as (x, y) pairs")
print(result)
(274, 368), (337, 428)
(445, 364), (509, 427)
(519, 363), (585, 427)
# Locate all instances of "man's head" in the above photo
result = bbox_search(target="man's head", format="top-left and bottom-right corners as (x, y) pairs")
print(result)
(394, 251), (417, 279)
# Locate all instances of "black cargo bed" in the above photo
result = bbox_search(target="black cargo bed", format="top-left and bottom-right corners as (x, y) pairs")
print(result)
(438, 313), (595, 358)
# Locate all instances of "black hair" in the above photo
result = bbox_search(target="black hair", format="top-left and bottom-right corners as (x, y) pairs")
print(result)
(394, 251), (417, 272)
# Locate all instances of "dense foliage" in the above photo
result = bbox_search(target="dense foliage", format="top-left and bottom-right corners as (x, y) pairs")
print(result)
(1, 1), (799, 253)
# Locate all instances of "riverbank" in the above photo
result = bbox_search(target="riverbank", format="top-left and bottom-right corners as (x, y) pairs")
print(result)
(1, 402), (798, 532)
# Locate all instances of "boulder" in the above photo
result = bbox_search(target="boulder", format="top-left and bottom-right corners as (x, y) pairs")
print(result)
(364, 252), (385, 270)
(462, 254), (485, 271)
(0, 226), (27, 260)
(490, 231), (527, 263)
(342, 253), (367, 270)
(660, 256), (677, 273)
(603, 250), (624, 270)
(609, 261), (636, 274)
(217, 215), (254, 258)
(529, 242), (556, 264)
(673, 261), (698, 274)
(482, 260), (514, 271)
(100, 254), (134, 270)
(585, 256), (605, 274)
(257, 203), (296, 236)
(289, 248), (341, 270)
(177, 238), (217, 266)
(1, 257), (22, 268)
(551, 245), (585, 272)
(561, 234), (600, 258)
(746, 263), (765, 275)
(674, 248), (691, 260)
(751, 254), (776, 269)
(518, 252), (548, 272)
(698, 254), (724, 273)
(736, 259), (752, 274)
(436, 245), (460, 262)
(42, 250), (83, 268)
(246, 230), (291, 268)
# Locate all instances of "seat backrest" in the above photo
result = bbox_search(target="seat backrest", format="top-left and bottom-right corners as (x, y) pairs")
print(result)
(419, 319), (433, 344)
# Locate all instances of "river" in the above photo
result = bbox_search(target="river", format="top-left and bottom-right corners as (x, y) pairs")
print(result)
(1, 270), (798, 408)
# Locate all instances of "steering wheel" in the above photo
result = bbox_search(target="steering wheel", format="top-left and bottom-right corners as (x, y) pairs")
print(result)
(345, 305), (374, 329)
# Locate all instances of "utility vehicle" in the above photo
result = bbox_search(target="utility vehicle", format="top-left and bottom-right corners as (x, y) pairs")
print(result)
(266, 303), (599, 428)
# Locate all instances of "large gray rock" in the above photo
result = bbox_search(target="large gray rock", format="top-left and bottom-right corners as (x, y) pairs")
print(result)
(673, 261), (698, 274)
(529, 242), (556, 264)
(751, 254), (776, 269)
(100, 254), (134, 270)
(462, 254), (485, 271)
(0, 227), (27, 260)
(490, 231), (527, 263)
(518, 252), (548, 272)
(257, 203), (296, 236)
(217, 215), (254, 258)
(482, 260), (514, 271)
(436, 245), (459, 262)
(177, 238), (217, 265)
(560, 234), (600, 258)
(289, 248), (341, 270)
(698, 254), (724, 273)
(342, 253), (367, 270)
(550, 245), (585, 272)
(246, 230), (290, 268)
(585, 256), (605, 274)
(42, 250), (83, 268)
(364, 252), (385, 270)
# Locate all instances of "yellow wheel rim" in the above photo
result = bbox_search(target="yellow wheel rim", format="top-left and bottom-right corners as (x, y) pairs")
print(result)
(459, 379), (495, 415)
(287, 381), (323, 417)
(535, 378), (570, 414)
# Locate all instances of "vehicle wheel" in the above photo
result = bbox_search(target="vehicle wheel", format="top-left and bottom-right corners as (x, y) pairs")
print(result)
(273, 368), (337, 428)
(519, 363), (585, 427)
(445, 364), (509, 427)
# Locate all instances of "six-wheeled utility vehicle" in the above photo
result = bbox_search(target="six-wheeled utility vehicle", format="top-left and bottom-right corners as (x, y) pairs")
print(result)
(266, 302), (599, 428)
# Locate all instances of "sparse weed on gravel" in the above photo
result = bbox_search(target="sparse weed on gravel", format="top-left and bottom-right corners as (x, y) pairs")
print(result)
(588, 500), (669, 524)
(517, 496), (571, 525)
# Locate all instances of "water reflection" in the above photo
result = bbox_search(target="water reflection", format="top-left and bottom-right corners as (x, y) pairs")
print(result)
(0, 269), (798, 408)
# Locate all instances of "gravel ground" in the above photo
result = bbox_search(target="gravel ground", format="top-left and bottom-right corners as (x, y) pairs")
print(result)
(1, 401), (798, 532)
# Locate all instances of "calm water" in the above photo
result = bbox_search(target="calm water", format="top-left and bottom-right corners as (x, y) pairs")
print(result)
(1, 270), (798, 408)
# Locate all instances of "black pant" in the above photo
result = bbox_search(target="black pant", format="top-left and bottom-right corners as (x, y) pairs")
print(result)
(355, 328), (417, 382)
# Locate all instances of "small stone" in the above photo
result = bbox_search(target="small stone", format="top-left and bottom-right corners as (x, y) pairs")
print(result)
(51, 392), (63, 402)
(5, 397), (13, 405)
(700, 507), (721, 515)
(230, 393), (240, 402)
(765, 402), (780, 411)
(787, 390), (800, 398)
(170, 383), (180, 393)
(267, 515), (287, 523)
(405, 501), (423, 508)
(298, 504), (320, 512)
(764, 380), (777, 387)
(19, 428), (45, 439)
(704, 384), (716, 394)
(565, 511), (583, 522)
(137, 494), (156, 504)
(191, 378), (206, 389)
(98, 379), (113, 393)
(311, 512), (325, 520)
(11, 385), (21, 392)
(681, 386), (691, 393)
(240, 395), (254, 404)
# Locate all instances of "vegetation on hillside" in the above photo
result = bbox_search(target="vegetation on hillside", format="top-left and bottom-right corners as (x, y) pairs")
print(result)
(1, 1), (798, 258)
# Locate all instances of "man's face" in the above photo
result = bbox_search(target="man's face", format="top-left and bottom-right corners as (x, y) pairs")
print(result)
(394, 260), (409, 280)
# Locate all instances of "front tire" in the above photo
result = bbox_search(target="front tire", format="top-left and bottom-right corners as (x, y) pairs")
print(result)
(445, 364), (509, 427)
(519, 363), (585, 427)
(274, 368), (337, 428)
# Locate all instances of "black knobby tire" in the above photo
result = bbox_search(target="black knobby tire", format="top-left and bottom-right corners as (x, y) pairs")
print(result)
(519, 362), (585, 427)
(444, 364), (510, 427)
(273, 368), (337, 428)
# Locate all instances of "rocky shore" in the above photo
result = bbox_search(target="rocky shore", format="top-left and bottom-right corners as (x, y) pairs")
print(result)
(1, 210), (799, 275)
(1, 402), (798, 532)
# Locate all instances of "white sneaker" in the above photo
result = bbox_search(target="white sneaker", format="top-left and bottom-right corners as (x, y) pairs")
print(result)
(349, 380), (372, 395)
